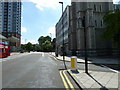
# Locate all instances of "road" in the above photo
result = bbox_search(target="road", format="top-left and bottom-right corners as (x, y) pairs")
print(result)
(2, 52), (65, 88)
(1, 52), (116, 88)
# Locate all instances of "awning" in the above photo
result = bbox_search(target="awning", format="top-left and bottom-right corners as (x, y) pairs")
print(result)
(0, 34), (7, 40)
(8, 36), (20, 43)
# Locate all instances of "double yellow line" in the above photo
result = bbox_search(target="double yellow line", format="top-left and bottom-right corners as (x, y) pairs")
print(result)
(59, 70), (75, 90)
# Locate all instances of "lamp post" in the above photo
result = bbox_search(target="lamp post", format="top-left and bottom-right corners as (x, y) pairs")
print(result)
(25, 39), (27, 52)
(59, 2), (67, 70)
(50, 33), (52, 54)
(82, 16), (88, 73)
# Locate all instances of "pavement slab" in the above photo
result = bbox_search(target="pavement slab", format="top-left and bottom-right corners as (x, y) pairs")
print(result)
(68, 69), (118, 89)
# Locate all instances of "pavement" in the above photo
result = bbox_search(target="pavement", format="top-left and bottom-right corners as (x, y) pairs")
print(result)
(50, 52), (119, 65)
(10, 52), (20, 56)
(68, 69), (119, 89)
(50, 52), (120, 89)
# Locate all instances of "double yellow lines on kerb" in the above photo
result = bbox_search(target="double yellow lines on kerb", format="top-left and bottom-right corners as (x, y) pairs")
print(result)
(59, 70), (75, 90)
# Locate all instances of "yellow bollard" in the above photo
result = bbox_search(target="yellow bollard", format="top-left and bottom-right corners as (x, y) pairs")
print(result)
(71, 56), (77, 70)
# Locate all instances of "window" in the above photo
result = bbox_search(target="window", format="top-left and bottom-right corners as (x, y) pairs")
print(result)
(94, 4), (96, 11)
(100, 5), (102, 12)
(95, 20), (97, 27)
(101, 20), (103, 27)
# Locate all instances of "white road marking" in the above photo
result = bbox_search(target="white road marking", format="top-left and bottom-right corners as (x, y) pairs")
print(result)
(101, 65), (119, 73)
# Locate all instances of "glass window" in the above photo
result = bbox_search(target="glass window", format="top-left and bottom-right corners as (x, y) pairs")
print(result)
(94, 4), (96, 11)
(101, 20), (103, 27)
(100, 5), (102, 12)
(95, 20), (97, 27)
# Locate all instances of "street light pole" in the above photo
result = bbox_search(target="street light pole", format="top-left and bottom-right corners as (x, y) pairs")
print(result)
(50, 33), (52, 54)
(59, 2), (67, 70)
(83, 16), (88, 73)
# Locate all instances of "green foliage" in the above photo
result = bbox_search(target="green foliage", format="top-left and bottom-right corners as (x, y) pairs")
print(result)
(21, 44), (26, 50)
(103, 9), (120, 48)
(35, 44), (41, 51)
(41, 40), (52, 51)
(38, 36), (53, 51)
(26, 42), (33, 51)
(38, 36), (51, 45)
(20, 36), (55, 52)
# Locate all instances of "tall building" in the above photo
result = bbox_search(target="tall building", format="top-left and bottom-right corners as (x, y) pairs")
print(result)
(56, 2), (119, 57)
(70, 2), (114, 56)
(0, 0), (21, 51)
(56, 6), (71, 55)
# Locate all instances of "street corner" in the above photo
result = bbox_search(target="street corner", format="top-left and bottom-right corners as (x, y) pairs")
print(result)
(48, 53), (59, 61)
(49, 53), (64, 62)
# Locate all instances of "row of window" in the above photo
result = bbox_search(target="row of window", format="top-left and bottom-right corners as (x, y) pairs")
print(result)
(94, 20), (103, 27)
(79, 19), (103, 27)
(0, 41), (8, 45)
(94, 4), (102, 12)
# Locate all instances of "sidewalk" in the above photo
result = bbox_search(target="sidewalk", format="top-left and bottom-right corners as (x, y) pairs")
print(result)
(10, 52), (20, 56)
(50, 52), (119, 89)
(50, 52), (119, 65)
(68, 69), (119, 89)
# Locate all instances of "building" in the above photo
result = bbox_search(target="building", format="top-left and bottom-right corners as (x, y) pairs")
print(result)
(0, 0), (21, 51)
(70, 2), (114, 57)
(56, 5), (71, 55)
(56, 2), (119, 57)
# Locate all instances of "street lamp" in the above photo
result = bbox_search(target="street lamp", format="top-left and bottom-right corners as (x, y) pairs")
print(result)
(59, 2), (67, 70)
(50, 33), (52, 54)
(50, 33), (52, 40)
(82, 16), (88, 73)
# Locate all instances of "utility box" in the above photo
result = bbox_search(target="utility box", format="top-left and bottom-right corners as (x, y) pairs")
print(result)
(71, 56), (77, 70)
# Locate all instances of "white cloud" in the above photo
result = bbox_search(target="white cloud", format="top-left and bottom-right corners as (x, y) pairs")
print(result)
(21, 26), (27, 33)
(29, 0), (70, 11)
(113, 0), (120, 3)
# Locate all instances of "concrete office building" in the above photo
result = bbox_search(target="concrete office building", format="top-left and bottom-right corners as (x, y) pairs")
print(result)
(70, 2), (114, 56)
(0, 0), (21, 51)
(56, 6), (71, 55)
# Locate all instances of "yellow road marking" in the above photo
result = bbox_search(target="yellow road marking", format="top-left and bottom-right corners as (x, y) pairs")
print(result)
(59, 71), (69, 90)
(63, 70), (75, 90)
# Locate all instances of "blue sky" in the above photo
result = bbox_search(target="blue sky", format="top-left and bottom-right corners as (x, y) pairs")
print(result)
(21, 0), (71, 44)
(21, 0), (119, 44)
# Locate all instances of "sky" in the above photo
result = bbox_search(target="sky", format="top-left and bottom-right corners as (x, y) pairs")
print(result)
(21, 0), (119, 44)
(21, 0), (71, 44)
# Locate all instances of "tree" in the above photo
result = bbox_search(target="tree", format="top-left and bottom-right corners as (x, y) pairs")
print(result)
(103, 9), (120, 48)
(35, 44), (41, 51)
(41, 40), (52, 51)
(38, 36), (52, 51)
(21, 44), (26, 50)
(26, 42), (33, 51)
(38, 36), (51, 45)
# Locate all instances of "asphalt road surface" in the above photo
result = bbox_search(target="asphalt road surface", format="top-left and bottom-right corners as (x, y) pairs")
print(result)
(2, 52), (65, 88)
(1, 52), (116, 88)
